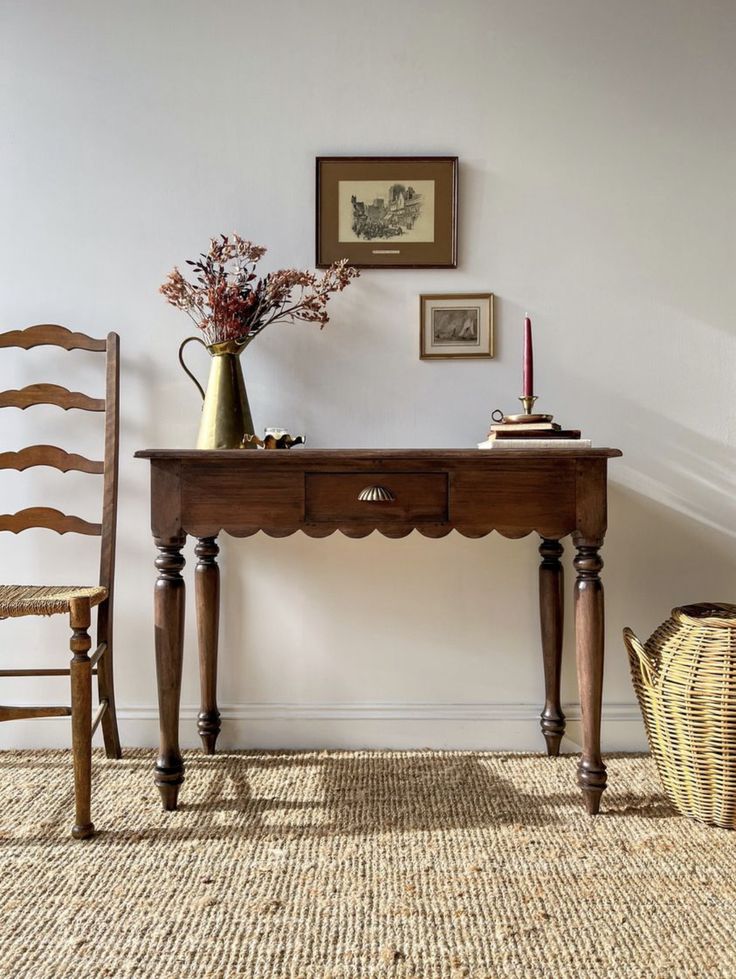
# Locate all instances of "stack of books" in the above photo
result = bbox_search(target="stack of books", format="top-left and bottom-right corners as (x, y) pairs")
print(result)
(478, 419), (592, 450)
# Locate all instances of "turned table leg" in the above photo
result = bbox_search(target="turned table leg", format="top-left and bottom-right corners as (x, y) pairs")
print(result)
(154, 536), (186, 810)
(539, 538), (565, 756)
(574, 540), (606, 814)
(195, 536), (221, 754)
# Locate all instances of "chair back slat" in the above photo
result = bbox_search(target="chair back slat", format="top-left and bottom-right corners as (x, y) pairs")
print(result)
(0, 446), (104, 474)
(0, 383), (105, 412)
(0, 325), (107, 352)
(0, 327), (118, 558)
(0, 506), (102, 536)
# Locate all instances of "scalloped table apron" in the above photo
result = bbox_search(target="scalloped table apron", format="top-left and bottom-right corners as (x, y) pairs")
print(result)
(136, 447), (622, 815)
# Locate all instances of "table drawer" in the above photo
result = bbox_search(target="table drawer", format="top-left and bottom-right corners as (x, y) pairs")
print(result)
(181, 464), (305, 529)
(450, 462), (577, 535)
(305, 472), (448, 523)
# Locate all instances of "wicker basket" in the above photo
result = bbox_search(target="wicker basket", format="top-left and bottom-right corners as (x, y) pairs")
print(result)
(624, 603), (736, 829)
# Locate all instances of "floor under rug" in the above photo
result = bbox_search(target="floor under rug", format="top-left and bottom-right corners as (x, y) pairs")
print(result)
(0, 750), (734, 979)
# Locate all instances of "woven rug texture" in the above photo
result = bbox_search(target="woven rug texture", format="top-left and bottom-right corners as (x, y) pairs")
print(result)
(0, 750), (734, 979)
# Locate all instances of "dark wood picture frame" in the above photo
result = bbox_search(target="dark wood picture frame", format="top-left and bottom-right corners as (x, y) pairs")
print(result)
(316, 156), (458, 269)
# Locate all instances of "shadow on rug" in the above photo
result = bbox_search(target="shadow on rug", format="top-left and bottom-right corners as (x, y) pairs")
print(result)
(0, 750), (733, 978)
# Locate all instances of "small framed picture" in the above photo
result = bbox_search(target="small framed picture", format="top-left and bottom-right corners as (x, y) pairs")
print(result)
(316, 156), (458, 268)
(420, 293), (494, 360)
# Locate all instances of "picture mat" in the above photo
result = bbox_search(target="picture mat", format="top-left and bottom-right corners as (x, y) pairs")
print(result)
(338, 180), (436, 243)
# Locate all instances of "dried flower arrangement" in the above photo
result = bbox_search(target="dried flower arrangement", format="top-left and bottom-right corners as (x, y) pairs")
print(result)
(160, 234), (359, 347)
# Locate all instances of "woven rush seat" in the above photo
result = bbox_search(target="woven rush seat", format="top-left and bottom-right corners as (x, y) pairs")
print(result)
(0, 584), (107, 619)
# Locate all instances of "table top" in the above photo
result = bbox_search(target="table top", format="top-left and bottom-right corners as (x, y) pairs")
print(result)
(135, 447), (623, 462)
(139, 445), (619, 550)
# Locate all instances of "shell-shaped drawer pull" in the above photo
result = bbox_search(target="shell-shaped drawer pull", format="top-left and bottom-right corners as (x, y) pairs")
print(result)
(357, 485), (396, 503)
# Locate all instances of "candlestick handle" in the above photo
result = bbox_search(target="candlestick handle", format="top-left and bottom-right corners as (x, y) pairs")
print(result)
(519, 395), (538, 415)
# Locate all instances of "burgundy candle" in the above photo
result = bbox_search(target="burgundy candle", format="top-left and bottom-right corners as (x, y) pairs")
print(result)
(523, 315), (534, 397)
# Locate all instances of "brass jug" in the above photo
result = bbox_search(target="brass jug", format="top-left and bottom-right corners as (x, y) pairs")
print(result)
(178, 336), (257, 449)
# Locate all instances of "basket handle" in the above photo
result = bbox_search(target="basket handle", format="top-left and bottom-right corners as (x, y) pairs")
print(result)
(623, 627), (655, 689)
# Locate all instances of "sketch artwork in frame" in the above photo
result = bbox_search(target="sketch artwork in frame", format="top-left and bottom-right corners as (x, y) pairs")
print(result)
(316, 157), (458, 268)
(420, 294), (494, 360)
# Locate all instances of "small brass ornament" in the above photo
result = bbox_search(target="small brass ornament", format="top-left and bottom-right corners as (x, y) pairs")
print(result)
(242, 429), (306, 450)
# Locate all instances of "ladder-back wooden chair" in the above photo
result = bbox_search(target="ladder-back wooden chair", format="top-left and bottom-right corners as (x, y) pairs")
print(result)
(0, 325), (121, 839)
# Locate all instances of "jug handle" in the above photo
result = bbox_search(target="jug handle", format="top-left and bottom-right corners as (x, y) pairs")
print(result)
(178, 336), (207, 401)
(623, 627), (655, 689)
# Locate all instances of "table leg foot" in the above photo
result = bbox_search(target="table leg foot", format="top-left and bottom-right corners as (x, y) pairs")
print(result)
(578, 760), (607, 814)
(540, 713), (565, 757)
(155, 762), (184, 811)
(198, 710), (221, 755)
(157, 784), (181, 812)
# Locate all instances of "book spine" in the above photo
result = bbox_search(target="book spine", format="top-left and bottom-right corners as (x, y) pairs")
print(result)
(491, 431), (581, 440)
(478, 439), (593, 450)
(491, 424), (558, 432)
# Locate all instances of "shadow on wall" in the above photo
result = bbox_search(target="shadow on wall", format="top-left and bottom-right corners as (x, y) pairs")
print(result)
(208, 463), (736, 715)
(605, 480), (736, 645)
(603, 383), (736, 645)
(613, 398), (736, 542)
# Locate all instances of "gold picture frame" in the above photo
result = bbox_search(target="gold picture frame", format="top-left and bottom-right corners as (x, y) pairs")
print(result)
(316, 156), (458, 269)
(420, 293), (494, 360)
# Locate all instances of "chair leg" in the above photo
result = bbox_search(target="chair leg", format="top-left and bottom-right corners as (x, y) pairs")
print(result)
(96, 601), (122, 759)
(69, 597), (94, 840)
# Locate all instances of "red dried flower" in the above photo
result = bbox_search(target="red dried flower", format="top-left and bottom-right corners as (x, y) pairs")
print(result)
(160, 234), (359, 345)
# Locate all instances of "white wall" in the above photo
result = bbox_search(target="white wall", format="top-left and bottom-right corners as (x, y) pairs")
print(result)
(0, 0), (734, 752)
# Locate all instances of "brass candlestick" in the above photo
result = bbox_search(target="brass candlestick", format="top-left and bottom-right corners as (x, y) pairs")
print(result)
(490, 395), (553, 429)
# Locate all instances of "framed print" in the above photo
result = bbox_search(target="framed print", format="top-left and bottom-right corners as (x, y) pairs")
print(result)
(420, 293), (494, 360)
(316, 156), (458, 268)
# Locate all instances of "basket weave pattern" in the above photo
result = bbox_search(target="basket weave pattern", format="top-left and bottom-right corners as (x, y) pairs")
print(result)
(625, 603), (736, 829)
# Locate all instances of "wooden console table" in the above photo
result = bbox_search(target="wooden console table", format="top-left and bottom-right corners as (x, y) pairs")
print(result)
(136, 447), (621, 815)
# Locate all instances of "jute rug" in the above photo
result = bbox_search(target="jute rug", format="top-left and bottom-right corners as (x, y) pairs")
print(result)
(0, 750), (734, 979)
